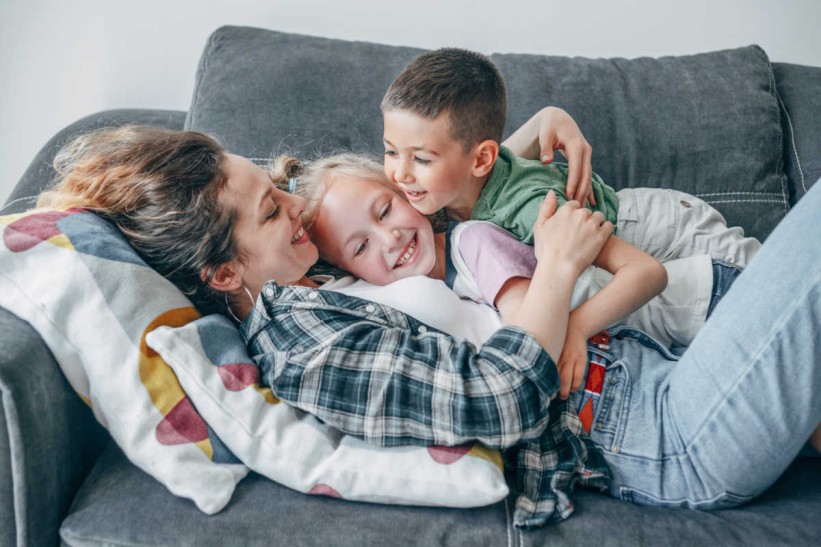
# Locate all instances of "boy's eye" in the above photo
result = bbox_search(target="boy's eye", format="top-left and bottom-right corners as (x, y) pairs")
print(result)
(353, 239), (368, 257)
(413, 156), (431, 166)
(266, 205), (281, 221)
(378, 202), (392, 221)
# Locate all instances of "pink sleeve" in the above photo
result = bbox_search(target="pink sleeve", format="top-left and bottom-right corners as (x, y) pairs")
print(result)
(459, 223), (537, 306)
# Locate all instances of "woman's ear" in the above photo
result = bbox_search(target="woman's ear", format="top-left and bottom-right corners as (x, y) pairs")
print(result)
(472, 140), (500, 177)
(201, 262), (243, 292)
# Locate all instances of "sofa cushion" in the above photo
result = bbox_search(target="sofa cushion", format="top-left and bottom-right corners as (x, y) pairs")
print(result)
(494, 45), (788, 241)
(0, 209), (248, 514)
(188, 26), (787, 241)
(61, 442), (511, 546)
(146, 314), (509, 508)
(186, 26), (424, 162)
(62, 440), (821, 546)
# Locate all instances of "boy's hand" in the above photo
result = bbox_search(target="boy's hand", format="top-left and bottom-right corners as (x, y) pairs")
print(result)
(537, 107), (596, 207)
(557, 325), (589, 400)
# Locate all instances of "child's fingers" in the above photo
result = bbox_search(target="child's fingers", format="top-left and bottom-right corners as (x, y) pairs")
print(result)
(538, 190), (558, 224)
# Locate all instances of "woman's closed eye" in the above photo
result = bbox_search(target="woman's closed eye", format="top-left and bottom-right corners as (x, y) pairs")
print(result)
(413, 156), (431, 166)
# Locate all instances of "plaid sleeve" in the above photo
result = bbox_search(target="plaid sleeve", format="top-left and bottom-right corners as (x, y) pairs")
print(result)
(247, 287), (560, 449)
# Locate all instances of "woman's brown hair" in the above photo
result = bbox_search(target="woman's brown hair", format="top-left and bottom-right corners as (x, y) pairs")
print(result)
(39, 125), (238, 314)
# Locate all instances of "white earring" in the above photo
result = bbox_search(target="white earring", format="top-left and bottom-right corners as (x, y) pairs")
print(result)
(224, 285), (256, 323)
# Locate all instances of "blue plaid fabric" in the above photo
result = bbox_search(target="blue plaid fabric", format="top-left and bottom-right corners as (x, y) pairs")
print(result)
(241, 281), (611, 527)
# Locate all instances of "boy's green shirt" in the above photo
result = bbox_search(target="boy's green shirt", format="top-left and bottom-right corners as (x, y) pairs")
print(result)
(471, 146), (619, 244)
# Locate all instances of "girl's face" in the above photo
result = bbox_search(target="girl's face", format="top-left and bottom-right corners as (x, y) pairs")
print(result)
(310, 174), (437, 285)
(220, 154), (318, 295)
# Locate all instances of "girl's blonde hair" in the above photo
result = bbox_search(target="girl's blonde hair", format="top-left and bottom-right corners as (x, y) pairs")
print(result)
(293, 153), (400, 230)
(38, 125), (292, 315)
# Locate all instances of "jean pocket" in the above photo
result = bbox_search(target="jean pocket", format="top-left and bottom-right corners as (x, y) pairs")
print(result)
(590, 361), (630, 452)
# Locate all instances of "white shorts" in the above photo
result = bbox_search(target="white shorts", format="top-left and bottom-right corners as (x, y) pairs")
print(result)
(615, 188), (761, 267)
(573, 255), (713, 348)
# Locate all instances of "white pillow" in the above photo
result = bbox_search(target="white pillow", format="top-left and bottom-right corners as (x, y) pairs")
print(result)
(0, 209), (248, 513)
(147, 313), (509, 507)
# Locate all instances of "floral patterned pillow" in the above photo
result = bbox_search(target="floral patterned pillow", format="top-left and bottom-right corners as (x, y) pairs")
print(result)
(148, 314), (509, 507)
(0, 209), (247, 513)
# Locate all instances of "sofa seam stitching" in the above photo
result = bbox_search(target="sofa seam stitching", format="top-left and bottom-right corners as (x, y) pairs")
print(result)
(776, 92), (806, 195)
(761, 47), (790, 213)
(504, 497), (512, 547)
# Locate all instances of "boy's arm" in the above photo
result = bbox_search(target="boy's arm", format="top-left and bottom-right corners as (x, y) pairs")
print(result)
(557, 236), (667, 398)
(502, 106), (595, 206)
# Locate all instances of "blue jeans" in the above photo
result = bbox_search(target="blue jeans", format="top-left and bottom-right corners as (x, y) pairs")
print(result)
(590, 180), (821, 509)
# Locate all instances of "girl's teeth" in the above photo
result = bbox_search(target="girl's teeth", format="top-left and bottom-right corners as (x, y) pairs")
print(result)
(291, 228), (304, 243)
(396, 238), (416, 267)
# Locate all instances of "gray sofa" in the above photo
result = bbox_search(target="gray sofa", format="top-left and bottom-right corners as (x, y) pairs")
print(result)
(2, 26), (820, 546)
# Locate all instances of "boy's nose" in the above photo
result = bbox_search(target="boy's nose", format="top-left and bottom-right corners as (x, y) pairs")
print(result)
(394, 160), (413, 184)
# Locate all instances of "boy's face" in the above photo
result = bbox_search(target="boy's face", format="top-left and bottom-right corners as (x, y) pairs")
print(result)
(382, 109), (477, 216)
(310, 174), (437, 285)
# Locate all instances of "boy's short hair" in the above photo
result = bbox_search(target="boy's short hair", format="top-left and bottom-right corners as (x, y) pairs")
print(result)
(381, 48), (507, 150)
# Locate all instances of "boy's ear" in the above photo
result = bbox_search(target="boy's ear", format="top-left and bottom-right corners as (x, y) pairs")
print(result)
(472, 140), (499, 177)
(201, 261), (244, 292)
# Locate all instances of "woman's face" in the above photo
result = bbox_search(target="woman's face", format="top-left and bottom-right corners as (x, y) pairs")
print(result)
(220, 154), (318, 295)
(310, 174), (437, 285)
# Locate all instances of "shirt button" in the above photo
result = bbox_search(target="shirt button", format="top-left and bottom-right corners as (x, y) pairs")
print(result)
(610, 376), (617, 385)
(595, 423), (603, 431)
(418, 325), (428, 334)
(308, 291), (319, 299)
(264, 287), (274, 297)
(612, 446), (621, 454)
(365, 304), (376, 313)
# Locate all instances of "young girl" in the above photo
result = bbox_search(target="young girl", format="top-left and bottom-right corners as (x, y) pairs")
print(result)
(295, 153), (749, 399)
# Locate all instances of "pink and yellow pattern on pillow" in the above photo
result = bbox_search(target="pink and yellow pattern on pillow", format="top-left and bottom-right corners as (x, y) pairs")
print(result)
(0, 209), (247, 514)
(149, 314), (509, 508)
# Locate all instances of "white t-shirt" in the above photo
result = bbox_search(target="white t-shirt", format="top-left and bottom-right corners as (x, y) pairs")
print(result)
(322, 275), (504, 347)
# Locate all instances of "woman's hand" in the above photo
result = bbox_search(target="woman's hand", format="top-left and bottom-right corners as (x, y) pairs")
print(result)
(533, 191), (612, 276)
(503, 107), (595, 205)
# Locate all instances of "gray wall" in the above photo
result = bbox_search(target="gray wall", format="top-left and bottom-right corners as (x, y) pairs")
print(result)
(2, 0), (819, 206)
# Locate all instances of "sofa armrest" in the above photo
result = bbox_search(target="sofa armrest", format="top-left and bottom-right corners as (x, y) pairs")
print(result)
(0, 308), (109, 546)
(1, 109), (186, 545)
(773, 62), (821, 205)
(2, 109), (187, 214)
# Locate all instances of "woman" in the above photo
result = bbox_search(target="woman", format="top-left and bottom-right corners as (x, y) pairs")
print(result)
(38, 114), (821, 528)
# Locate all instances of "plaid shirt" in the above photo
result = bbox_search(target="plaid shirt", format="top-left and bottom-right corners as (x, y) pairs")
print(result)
(241, 281), (611, 527)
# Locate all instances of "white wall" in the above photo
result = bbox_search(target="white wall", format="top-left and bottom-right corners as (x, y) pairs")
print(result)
(2, 0), (819, 207)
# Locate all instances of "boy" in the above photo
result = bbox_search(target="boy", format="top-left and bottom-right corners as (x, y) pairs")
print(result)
(380, 47), (759, 258)
(377, 48), (760, 392)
